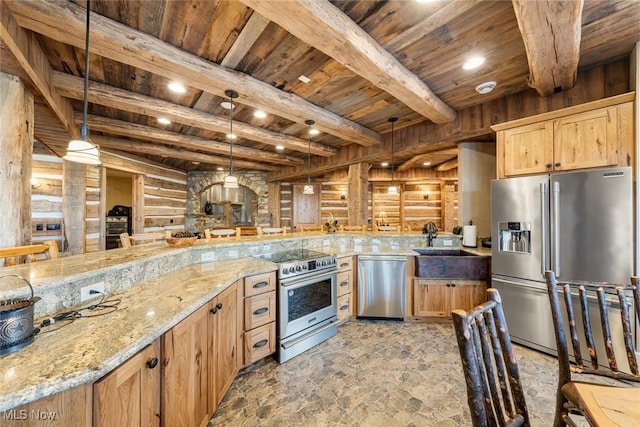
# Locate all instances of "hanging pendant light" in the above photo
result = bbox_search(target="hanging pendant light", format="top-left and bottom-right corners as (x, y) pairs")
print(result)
(223, 89), (239, 188)
(303, 119), (315, 195)
(388, 117), (398, 194)
(64, 0), (100, 165)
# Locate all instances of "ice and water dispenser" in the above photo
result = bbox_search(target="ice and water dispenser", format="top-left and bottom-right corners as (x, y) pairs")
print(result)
(498, 222), (531, 254)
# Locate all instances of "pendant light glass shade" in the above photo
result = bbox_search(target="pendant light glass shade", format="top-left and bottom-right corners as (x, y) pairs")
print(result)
(388, 117), (398, 194)
(223, 89), (239, 188)
(303, 119), (315, 195)
(64, 0), (101, 165)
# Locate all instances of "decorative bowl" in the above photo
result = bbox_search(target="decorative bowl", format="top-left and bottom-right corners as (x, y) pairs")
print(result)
(166, 237), (197, 248)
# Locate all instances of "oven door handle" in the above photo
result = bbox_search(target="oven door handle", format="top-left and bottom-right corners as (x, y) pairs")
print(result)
(279, 271), (336, 288)
(280, 320), (337, 349)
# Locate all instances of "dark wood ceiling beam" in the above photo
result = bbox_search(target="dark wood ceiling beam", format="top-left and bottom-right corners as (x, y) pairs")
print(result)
(397, 148), (458, 172)
(241, 0), (456, 124)
(81, 114), (303, 166)
(53, 72), (336, 157)
(0, 3), (76, 138)
(512, 0), (584, 96)
(7, 0), (381, 147)
(93, 135), (277, 171)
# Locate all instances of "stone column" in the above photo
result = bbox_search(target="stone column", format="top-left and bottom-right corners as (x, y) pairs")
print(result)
(0, 73), (33, 249)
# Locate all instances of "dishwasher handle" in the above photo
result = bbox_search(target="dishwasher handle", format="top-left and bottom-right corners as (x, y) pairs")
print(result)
(358, 255), (407, 262)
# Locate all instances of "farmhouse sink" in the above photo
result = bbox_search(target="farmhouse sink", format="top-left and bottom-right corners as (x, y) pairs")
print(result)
(415, 250), (490, 280)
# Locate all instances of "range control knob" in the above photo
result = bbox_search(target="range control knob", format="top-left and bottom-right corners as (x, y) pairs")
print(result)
(296, 265), (302, 272)
(282, 267), (289, 275)
(302, 264), (307, 270)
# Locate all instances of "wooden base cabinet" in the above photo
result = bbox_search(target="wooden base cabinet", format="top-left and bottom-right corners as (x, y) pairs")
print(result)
(413, 279), (486, 318)
(243, 272), (276, 366)
(162, 282), (238, 427)
(94, 340), (161, 427)
(336, 256), (353, 322)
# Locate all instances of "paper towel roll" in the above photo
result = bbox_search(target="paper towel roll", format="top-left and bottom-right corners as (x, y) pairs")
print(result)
(463, 225), (477, 247)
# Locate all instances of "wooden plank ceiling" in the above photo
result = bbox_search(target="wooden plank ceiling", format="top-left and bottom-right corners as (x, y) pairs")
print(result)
(1, 0), (638, 180)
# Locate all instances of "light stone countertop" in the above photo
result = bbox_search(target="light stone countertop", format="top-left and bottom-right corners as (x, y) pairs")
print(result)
(0, 232), (490, 411)
(0, 257), (277, 412)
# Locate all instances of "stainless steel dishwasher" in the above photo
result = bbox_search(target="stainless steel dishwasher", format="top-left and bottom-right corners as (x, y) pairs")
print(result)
(356, 255), (407, 320)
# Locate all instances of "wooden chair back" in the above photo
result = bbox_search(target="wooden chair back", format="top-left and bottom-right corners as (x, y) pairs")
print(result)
(0, 240), (60, 266)
(120, 231), (171, 248)
(237, 226), (259, 236)
(544, 271), (640, 425)
(204, 227), (240, 239)
(257, 227), (287, 236)
(339, 225), (366, 233)
(452, 288), (530, 427)
(299, 224), (323, 233)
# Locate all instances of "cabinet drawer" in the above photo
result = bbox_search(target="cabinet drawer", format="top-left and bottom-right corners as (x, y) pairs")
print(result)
(337, 271), (351, 297)
(244, 322), (275, 365)
(337, 293), (352, 321)
(337, 256), (352, 271)
(244, 272), (276, 297)
(244, 291), (276, 330)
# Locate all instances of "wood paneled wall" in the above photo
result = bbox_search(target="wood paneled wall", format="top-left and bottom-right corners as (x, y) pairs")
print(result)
(31, 148), (64, 249)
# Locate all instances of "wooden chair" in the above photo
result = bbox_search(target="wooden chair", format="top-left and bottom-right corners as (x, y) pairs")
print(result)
(452, 288), (530, 427)
(0, 240), (60, 266)
(237, 226), (259, 236)
(339, 225), (366, 233)
(544, 271), (640, 427)
(119, 231), (171, 248)
(257, 227), (287, 236)
(204, 227), (240, 239)
(299, 224), (323, 233)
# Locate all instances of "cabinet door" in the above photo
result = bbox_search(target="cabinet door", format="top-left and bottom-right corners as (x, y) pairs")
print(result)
(499, 121), (553, 177)
(449, 280), (486, 313)
(413, 279), (450, 317)
(162, 304), (211, 427)
(213, 283), (239, 407)
(94, 340), (161, 427)
(553, 106), (618, 171)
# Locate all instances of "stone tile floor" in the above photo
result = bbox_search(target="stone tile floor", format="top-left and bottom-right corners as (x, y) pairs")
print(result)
(210, 320), (559, 426)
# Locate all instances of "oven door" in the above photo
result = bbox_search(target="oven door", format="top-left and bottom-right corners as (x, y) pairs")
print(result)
(279, 270), (337, 340)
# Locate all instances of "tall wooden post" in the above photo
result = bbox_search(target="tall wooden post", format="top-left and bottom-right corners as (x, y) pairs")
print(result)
(0, 73), (33, 249)
(62, 161), (87, 254)
(347, 162), (369, 226)
(268, 182), (281, 227)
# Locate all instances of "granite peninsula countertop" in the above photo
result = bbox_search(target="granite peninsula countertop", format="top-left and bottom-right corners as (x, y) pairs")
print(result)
(0, 257), (276, 412)
(0, 232), (489, 411)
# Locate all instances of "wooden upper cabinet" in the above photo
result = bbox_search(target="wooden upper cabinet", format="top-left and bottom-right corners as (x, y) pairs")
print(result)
(494, 93), (634, 178)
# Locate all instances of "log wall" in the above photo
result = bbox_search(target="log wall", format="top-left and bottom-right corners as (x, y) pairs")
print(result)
(31, 147), (64, 249)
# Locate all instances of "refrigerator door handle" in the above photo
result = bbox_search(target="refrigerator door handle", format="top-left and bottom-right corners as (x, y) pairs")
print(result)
(552, 181), (561, 277)
(540, 182), (548, 275)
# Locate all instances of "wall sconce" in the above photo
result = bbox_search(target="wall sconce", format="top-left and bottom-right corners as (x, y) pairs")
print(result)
(31, 178), (41, 189)
(340, 191), (346, 200)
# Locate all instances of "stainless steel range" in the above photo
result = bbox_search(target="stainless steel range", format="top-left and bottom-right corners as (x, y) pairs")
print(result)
(258, 249), (338, 363)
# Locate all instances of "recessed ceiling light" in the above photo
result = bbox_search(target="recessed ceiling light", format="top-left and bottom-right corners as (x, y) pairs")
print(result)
(475, 81), (497, 94)
(423, 161), (432, 166)
(167, 81), (186, 93)
(275, 145), (285, 151)
(254, 110), (267, 119)
(220, 101), (235, 110)
(309, 128), (320, 136)
(192, 161), (200, 165)
(298, 75), (311, 83)
(463, 56), (485, 70)
(216, 167), (224, 171)
(226, 133), (237, 139)
(381, 162), (389, 167)
(157, 117), (171, 125)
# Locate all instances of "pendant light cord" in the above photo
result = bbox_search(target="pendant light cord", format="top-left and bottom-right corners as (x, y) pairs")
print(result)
(305, 119), (315, 187)
(80, 0), (91, 140)
(228, 92), (234, 174)
(389, 117), (397, 187)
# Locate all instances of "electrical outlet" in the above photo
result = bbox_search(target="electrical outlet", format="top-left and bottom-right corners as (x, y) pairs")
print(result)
(80, 282), (105, 302)
(201, 252), (216, 262)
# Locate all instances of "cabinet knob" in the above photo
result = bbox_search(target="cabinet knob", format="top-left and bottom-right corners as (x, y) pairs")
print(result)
(446, 284), (451, 287)
(546, 163), (552, 168)
(216, 302), (223, 310)
(451, 283), (456, 288)
(555, 162), (561, 167)
(147, 357), (159, 369)
(210, 308), (218, 314)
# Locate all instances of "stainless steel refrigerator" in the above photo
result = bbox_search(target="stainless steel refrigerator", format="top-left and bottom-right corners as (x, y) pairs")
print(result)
(491, 167), (634, 356)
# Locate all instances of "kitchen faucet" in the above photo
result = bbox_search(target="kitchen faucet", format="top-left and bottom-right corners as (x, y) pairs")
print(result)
(423, 221), (438, 246)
